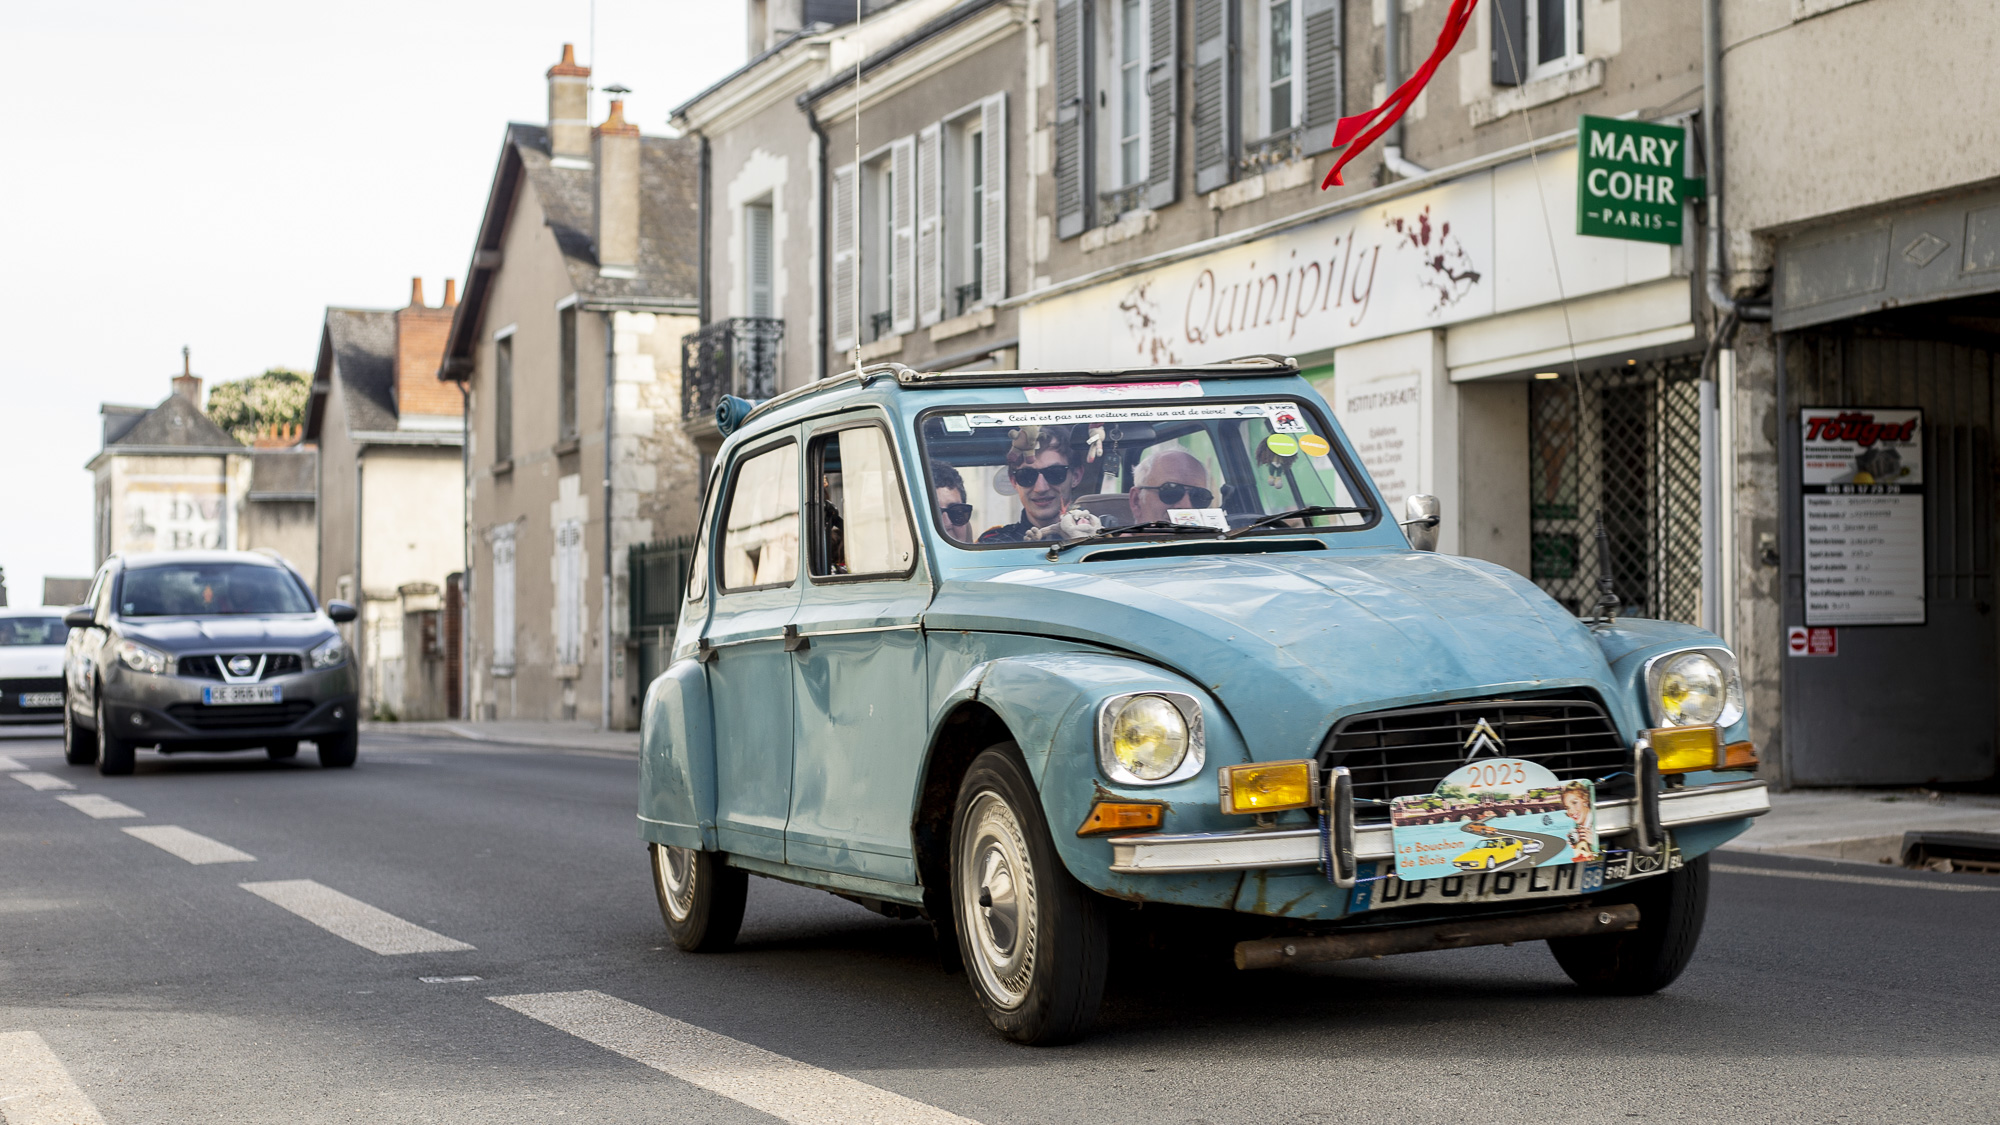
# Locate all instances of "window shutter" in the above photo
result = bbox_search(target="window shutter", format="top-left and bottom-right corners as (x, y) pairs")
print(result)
(980, 94), (1007, 306)
(746, 204), (773, 319)
(1053, 0), (1092, 240)
(1300, 0), (1344, 153)
(491, 528), (515, 673)
(1492, 0), (1528, 86)
(1191, 0), (1236, 195)
(891, 134), (916, 335)
(1143, 0), (1179, 210)
(831, 162), (857, 354)
(916, 123), (943, 327)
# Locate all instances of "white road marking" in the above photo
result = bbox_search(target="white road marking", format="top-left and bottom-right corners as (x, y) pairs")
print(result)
(0, 1030), (109, 1125)
(0, 753), (25, 771)
(55, 794), (144, 819)
(12, 772), (75, 792)
(492, 990), (982, 1125)
(239, 880), (474, 954)
(122, 825), (256, 864)
(1713, 863), (2000, 892)
(419, 975), (483, 984)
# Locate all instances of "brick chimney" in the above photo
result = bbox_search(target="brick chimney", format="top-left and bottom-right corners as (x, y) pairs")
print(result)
(594, 99), (641, 278)
(171, 345), (202, 405)
(393, 278), (460, 419)
(547, 44), (592, 163)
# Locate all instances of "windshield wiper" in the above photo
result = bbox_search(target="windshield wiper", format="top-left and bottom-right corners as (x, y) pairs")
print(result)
(1044, 520), (1222, 560)
(1222, 505), (1371, 540)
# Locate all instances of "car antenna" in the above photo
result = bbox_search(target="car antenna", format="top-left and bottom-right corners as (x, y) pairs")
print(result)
(1592, 511), (1620, 625)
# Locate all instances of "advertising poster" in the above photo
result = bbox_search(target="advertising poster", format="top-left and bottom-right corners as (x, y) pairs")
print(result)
(1387, 757), (1597, 882)
(1800, 408), (1925, 626)
(1335, 370), (1421, 512)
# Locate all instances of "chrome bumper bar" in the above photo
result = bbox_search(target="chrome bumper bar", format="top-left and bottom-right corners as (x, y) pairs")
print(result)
(1107, 778), (1770, 876)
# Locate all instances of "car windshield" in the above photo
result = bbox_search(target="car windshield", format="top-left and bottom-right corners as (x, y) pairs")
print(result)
(0, 617), (65, 645)
(918, 396), (1374, 546)
(119, 564), (314, 617)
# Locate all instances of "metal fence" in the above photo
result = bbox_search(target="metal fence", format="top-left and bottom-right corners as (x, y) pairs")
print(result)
(1528, 356), (1705, 623)
(681, 318), (783, 425)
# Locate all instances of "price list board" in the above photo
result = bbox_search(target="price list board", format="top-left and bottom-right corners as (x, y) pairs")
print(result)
(1800, 408), (1925, 626)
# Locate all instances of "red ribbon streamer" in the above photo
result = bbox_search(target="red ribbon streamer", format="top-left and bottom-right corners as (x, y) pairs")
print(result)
(1321, 0), (1481, 189)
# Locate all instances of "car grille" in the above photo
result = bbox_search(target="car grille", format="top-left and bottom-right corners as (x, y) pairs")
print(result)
(0, 677), (64, 715)
(178, 654), (304, 681)
(166, 701), (315, 730)
(1316, 691), (1631, 806)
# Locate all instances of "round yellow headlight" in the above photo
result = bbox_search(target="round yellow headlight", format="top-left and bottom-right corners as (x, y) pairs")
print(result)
(1657, 652), (1726, 725)
(1110, 695), (1190, 781)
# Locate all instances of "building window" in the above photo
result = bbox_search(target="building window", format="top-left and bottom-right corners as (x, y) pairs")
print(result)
(557, 305), (578, 441)
(947, 115), (988, 316)
(865, 156), (895, 341)
(1265, 0), (1297, 136)
(493, 333), (514, 464)
(1531, 0), (1581, 75)
(745, 200), (774, 318)
(1119, 0), (1146, 186)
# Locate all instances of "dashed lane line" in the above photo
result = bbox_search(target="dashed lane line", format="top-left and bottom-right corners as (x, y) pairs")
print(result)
(491, 990), (982, 1125)
(1713, 863), (2000, 892)
(55, 794), (144, 819)
(122, 825), (256, 865)
(239, 880), (474, 955)
(0, 1030), (109, 1125)
(11, 772), (75, 792)
(0, 753), (25, 771)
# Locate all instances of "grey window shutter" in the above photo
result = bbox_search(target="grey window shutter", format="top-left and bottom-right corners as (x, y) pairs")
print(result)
(980, 94), (1007, 305)
(891, 135), (916, 336)
(1492, 0), (1528, 86)
(1191, 0), (1236, 195)
(1053, 0), (1092, 240)
(831, 162), (857, 354)
(916, 123), (943, 327)
(1143, 0), (1179, 210)
(1300, 0), (1344, 154)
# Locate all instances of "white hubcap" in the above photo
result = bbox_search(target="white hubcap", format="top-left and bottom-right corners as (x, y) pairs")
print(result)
(655, 844), (698, 922)
(958, 791), (1038, 1010)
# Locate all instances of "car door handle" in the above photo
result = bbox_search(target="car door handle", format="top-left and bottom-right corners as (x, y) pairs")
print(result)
(782, 624), (809, 653)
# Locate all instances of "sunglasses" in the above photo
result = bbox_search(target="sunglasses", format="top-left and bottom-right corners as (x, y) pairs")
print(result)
(939, 502), (973, 524)
(1011, 464), (1072, 489)
(1136, 482), (1214, 507)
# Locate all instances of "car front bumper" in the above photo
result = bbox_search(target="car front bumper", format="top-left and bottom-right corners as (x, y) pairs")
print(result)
(99, 663), (359, 748)
(1106, 778), (1770, 875)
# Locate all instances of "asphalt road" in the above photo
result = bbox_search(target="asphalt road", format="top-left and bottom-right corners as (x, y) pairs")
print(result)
(4, 726), (1997, 1124)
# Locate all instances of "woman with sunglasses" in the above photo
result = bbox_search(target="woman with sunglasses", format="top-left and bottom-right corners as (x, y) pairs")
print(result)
(978, 428), (1081, 543)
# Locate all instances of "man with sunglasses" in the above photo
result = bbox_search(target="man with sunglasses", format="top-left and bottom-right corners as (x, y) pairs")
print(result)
(932, 461), (973, 542)
(1127, 448), (1214, 526)
(979, 429), (1084, 543)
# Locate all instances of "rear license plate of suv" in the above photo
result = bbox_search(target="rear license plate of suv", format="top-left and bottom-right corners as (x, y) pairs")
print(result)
(1349, 860), (1604, 912)
(203, 684), (280, 706)
(17, 692), (61, 708)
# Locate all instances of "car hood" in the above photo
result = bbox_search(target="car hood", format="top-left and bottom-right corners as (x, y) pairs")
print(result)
(928, 548), (1625, 759)
(0, 645), (65, 678)
(118, 616), (335, 654)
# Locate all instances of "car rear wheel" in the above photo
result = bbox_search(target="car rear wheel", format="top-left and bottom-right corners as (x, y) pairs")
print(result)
(951, 744), (1108, 1046)
(650, 842), (747, 952)
(267, 741), (299, 760)
(1550, 855), (1710, 995)
(316, 728), (358, 769)
(95, 695), (135, 776)
(62, 698), (93, 766)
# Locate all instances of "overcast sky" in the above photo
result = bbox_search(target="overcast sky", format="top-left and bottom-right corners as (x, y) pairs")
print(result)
(0, 0), (743, 606)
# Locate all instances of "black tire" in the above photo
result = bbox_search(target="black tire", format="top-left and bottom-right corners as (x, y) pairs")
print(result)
(951, 744), (1109, 1046)
(316, 728), (358, 769)
(95, 695), (135, 776)
(650, 842), (747, 952)
(267, 741), (299, 760)
(1550, 855), (1710, 995)
(63, 697), (94, 766)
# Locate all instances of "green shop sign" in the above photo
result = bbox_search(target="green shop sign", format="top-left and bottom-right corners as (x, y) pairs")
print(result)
(1576, 115), (1702, 245)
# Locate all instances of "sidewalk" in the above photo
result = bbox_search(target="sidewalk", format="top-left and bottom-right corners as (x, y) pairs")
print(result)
(1721, 787), (2000, 865)
(361, 719), (640, 755)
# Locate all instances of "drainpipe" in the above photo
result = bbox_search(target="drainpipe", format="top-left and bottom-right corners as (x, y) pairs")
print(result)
(458, 379), (471, 723)
(697, 136), (712, 326)
(803, 99), (830, 383)
(601, 311), (616, 731)
(1702, 0), (1769, 321)
(1381, 0), (1428, 179)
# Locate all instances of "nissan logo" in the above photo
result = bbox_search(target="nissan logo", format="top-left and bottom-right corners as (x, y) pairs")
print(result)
(227, 655), (256, 677)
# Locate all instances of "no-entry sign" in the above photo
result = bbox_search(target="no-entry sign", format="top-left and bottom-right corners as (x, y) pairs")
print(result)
(1576, 115), (1700, 245)
(1787, 625), (1838, 657)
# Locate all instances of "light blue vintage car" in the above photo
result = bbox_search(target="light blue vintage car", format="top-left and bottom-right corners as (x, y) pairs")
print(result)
(639, 357), (1769, 1044)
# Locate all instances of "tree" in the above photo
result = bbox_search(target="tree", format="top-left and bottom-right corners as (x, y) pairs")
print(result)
(206, 368), (310, 445)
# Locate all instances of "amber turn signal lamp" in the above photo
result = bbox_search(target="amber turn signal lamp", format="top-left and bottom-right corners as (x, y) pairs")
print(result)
(1649, 725), (1723, 774)
(1723, 740), (1758, 770)
(1077, 801), (1165, 837)
(1218, 759), (1319, 814)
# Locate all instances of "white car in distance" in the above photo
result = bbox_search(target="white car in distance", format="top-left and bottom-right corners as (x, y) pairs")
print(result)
(0, 607), (69, 726)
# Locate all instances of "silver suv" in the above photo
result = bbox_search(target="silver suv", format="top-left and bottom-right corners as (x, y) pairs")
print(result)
(62, 551), (361, 775)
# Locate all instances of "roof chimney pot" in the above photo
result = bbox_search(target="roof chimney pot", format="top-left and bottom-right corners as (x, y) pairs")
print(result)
(593, 99), (642, 276)
(410, 277), (426, 308)
(443, 278), (458, 308)
(172, 346), (202, 405)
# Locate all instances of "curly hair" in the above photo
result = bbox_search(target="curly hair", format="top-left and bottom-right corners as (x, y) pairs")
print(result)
(1004, 425), (1073, 471)
(930, 460), (965, 496)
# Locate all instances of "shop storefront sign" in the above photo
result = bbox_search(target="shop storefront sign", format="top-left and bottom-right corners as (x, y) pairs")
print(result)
(1801, 408), (1925, 626)
(1575, 115), (1699, 246)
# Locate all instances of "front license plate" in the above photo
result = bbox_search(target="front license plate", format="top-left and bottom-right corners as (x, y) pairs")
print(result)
(18, 692), (62, 709)
(203, 684), (280, 706)
(1348, 859), (1603, 912)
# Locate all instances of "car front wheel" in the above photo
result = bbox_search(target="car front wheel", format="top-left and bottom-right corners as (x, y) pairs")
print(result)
(650, 842), (746, 952)
(951, 744), (1108, 1046)
(1550, 855), (1710, 995)
(95, 694), (135, 776)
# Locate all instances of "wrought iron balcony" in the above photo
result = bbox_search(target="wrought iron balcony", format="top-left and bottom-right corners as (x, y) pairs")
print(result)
(682, 317), (782, 426)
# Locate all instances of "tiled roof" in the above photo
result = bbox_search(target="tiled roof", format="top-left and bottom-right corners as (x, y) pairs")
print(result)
(507, 123), (700, 304)
(323, 307), (399, 433)
(105, 392), (240, 450)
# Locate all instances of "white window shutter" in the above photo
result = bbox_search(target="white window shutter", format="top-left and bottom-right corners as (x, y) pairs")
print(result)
(1301, 0), (1345, 153)
(916, 123), (943, 327)
(979, 95), (1007, 307)
(491, 527), (516, 673)
(1144, 0), (1179, 210)
(555, 519), (583, 667)
(1052, 0), (1091, 239)
(1192, 0), (1236, 195)
(831, 162), (857, 354)
(891, 135), (916, 336)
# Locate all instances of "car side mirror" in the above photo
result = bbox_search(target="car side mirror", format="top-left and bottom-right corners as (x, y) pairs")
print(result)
(326, 600), (358, 624)
(63, 606), (94, 629)
(1402, 494), (1441, 552)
